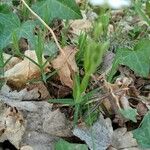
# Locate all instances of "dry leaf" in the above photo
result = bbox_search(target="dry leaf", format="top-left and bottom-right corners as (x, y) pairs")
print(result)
(4, 50), (50, 88)
(102, 76), (133, 114)
(51, 46), (78, 88)
(20, 146), (33, 150)
(73, 115), (113, 150)
(43, 109), (73, 137)
(0, 82), (50, 101)
(69, 19), (92, 35)
(0, 107), (26, 149)
(111, 128), (138, 149)
(3, 53), (22, 71)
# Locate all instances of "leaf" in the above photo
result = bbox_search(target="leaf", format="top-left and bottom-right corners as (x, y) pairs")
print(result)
(0, 13), (35, 49)
(44, 41), (59, 57)
(146, 1), (150, 17)
(3, 50), (50, 88)
(32, 0), (82, 23)
(108, 39), (150, 81)
(112, 128), (138, 149)
(0, 4), (11, 14)
(55, 139), (88, 150)
(51, 46), (78, 88)
(0, 106), (25, 149)
(73, 115), (113, 150)
(48, 98), (75, 105)
(0, 0), (13, 6)
(133, 111), (150, 148)
(3, 53), (21, 71)
(17, 20), (36, 49)
(69, 19), (92, 35)
(43, 109), (72, 137)
(120, 107), (138, 123)
(0, 82), (50, 101)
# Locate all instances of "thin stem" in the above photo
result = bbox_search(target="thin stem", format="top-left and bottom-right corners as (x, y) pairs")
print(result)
(21, 0), (66, 57)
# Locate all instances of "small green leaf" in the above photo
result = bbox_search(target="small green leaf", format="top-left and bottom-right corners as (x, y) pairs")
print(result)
(108, 39), (150, 81)
(44, 41), (58, 57)
(133, 111), (150, 148)
(73, 74), (81, 102)
(0, 13), (36, 49)
(120, 108), (137, 123)
(32, 0), (82, 23)
(55, 139), (88, 150)
(48, 99), (75, 105)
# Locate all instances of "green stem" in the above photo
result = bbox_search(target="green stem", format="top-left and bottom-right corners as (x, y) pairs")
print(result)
(80, 73), (90, 93)
(74, 104), (80, 127)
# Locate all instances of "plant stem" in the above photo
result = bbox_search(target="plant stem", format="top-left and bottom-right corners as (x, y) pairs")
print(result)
(21, 0), (66, 57)
(74, 104), (80, 127)
(80, 74), (90, 93)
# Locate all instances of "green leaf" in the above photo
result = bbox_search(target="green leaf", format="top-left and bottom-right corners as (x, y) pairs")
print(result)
(133, 0), (150, 26)
(0, 4), (11, 14)
(17, 20), (36, 49)
(73, 74), (81, 102)
(32, 0), (82, 23)
(44, 41), (58, 57)
(55, 139), (88, 150)
(108, 39), (150, 81)
(120, 108), (137, 123)
(146, 1), (150, 17)
(48, 99), (75, 105)
(0, 13), (35, 49)
(0, 0), (13, 6)
(133, 111), (150, 148)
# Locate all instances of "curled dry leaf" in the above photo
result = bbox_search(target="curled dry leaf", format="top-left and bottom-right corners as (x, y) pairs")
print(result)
(0, 106), (26, 149)
(111, 128), (138, 149)
(102, 76), (132, 114)
(51, 46), (78, 88)
(3, 50), (50, 88)
(0, 82), (50, 101)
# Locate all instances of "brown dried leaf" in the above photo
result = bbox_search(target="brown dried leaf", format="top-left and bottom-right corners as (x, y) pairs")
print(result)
(111, 128), (138, 149)
(51, 46), (78, 88)
(69, 11), (92, 36)
(4, 50), (50, 88)
(102, 77), (132, 116)
(0, 82), (50, 101)
(0, 107), (26, 149)
(136, 102), (148, 116)
(3, 53), (22, 71)
(69, 19), (92, 35)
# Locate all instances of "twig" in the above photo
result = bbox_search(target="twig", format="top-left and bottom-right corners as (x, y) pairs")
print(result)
(86, 88), (128, 104)
(21, 0), (66, 56)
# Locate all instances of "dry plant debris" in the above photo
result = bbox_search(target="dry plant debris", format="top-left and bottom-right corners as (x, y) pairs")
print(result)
(0, 0), (150, 149)
(51, 46), (78, 88)
(3, 50), (50, 88)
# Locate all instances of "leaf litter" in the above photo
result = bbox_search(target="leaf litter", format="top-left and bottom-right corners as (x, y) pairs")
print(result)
(0, 0), (150, 150)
